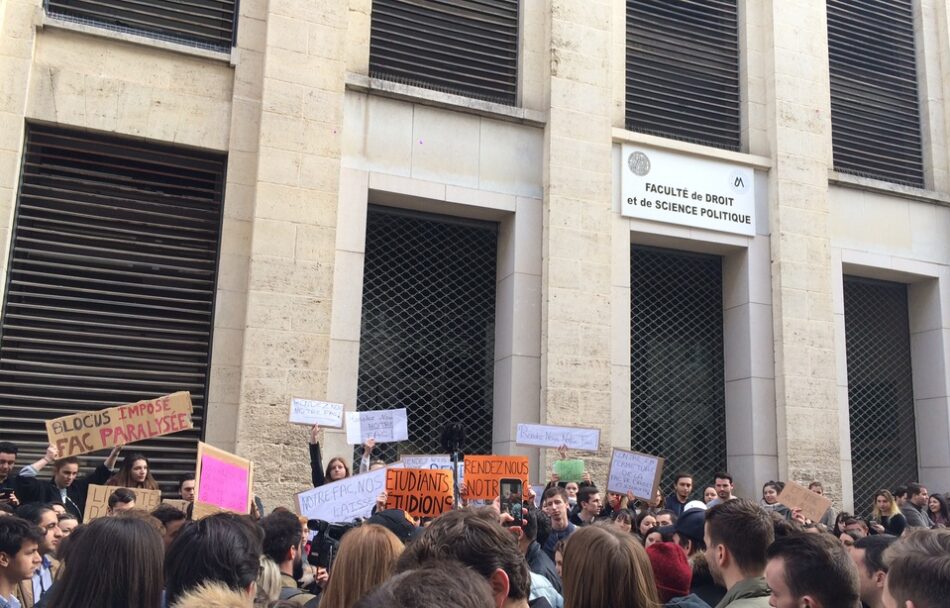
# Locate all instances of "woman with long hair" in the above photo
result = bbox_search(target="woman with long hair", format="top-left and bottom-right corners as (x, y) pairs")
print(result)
(46, 515), (164, 608)
(928, 493), (950, 527)
(310, 424), (367, 487)
(318, 524), (404, 608)
(107, 452), (160, 490)
(561, 525), (661, 608)
(760, 480), (786, 513)
(869, 489), (906, 536)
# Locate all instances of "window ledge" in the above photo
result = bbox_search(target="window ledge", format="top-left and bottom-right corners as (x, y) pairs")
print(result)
(39, 12), (234, 65)
(829, 171), (950, 207)
(345, 73), (546, 127)
(611, 128), (773, 171)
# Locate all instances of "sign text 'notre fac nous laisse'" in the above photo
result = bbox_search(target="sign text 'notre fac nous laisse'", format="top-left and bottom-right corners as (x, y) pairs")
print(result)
(621, 144), (756, 236)
(47, 392), (194, 458)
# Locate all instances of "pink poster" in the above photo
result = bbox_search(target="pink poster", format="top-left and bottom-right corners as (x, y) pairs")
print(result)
(198, 454), (250, 512)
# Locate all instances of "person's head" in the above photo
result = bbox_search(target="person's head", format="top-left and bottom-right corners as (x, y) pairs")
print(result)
(0, 516), (43, 584)
(396, 508), (529, 608)
(611, 509), (633, 535)
(673, 473), (693, 500)
(883, 529), (950, 608)
(713, 472), (734, 500)
(320, 524), (404, 608)
(564, 482), (579, 501)
(354, 560), (495, 608)
(636, 511), (657, 537)
(851, 534), (897, 608)
(114, 453), (154, 488)
(151, 504), (187, 551)
(45, 514), (164, 608)
(840, 530), (861, 548)
(108, 488), (137, 514)
(643, 527), (663, 548)
(844, 518), (869, 538)
(260, 510), (306, 577)
(907, 483), (929, 508)
(703, 486), (717, 503)
(927, 494), (949, 518)
(762, 481), (784, 505)
(541, 487), (570, 529)
(765, 531), (859, 608)
(892, 486), (908, 507)
(873, 490), (899, 518)
(325, 457), (350, 482)
(672, 507), (707, 556)
(704, 498), (773, 588)
(57, 513), (78, 537)
(808, 481), (824, 496)
(52, 457), (80, 489)
(16, 503), (63, 556)
(655, 509), (676, 528)
(0, 442), (16, 482)
(179, 473), (196, 502)
(255, 557), (281, 605)
(607, 491), (624, 511)
(554, 540), (565, 578)
(164, 512), (263, 605)
(646, 541), (692, 603)
(577, 486), (601, 517)
(368, 458), (387, 472)
(561, 524), (660, 608)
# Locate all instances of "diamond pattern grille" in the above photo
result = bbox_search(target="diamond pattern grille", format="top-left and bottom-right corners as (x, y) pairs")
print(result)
(357, 207), (498, 462)
(844, 277), (917, 516)
(631, 246), (725, 491)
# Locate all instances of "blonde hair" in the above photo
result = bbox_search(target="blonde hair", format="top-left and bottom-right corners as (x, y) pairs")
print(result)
(871, 489), (900, 519)
(562, 524), (662, 608)
(254, 557), (281, 606)
(318, 524), (404, 608)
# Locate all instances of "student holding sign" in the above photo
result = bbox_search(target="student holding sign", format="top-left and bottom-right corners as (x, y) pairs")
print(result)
(308, 424), (378, 488)
(106, 452), (160, 491)
(17, 445), (123, 523)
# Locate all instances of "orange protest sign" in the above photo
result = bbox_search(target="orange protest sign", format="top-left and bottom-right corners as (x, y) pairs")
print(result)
(46, 392), (194, 458)
(385, 468), (453, 518)
(462, 455), (529, 500)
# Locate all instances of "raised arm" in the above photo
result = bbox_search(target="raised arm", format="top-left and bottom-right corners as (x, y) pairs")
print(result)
(310, 424), (326, 487)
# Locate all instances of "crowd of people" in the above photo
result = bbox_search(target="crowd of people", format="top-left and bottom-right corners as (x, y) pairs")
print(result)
(1, 436), (950, 608)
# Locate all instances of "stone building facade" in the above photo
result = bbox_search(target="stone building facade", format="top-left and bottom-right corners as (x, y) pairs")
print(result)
(1, 0), (949, 514)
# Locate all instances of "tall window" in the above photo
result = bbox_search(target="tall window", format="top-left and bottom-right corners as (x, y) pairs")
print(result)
(827, 0), (923, 187)
(626, 0), (741, 151)
(0, 124), (225, 493)
(357, 207), (498, 460)
(369, 0), (519, 105)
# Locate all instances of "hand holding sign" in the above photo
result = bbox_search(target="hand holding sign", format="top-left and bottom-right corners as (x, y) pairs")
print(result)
(606, 449), (664, 501)
(345, 409), (408, 445)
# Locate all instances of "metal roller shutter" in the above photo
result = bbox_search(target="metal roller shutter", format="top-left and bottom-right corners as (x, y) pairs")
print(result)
(45, 0), (238, 50)
(0, 124), (226, 496)
(626, 0), (740, 151)
(827, 0), (923, 187)
(369, 0), (519, 106)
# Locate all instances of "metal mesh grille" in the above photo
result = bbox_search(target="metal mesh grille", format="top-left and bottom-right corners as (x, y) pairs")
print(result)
(631, 246), (726, 491)
(357, 206), (498, 462)
(626, 0), (741, 151)
(369, 0), (519, 105)
(827, 0), (923, 187)
(0, 124), (225, 496)
(844, 277), (918, 516)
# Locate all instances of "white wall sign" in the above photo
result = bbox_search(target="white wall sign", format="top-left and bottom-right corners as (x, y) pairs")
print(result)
(345, 408), (409, 444)
(620, 144), (756, 236)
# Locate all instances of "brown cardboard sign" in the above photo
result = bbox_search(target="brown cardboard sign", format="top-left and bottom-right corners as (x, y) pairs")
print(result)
(192, 442), (253, 519)
(777, 480), (832, 523)
(83, 484), (162, 521)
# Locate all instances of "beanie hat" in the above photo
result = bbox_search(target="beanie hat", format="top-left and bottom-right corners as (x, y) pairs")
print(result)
(674, 507), (706, 544)
(646, 541), (692, 603)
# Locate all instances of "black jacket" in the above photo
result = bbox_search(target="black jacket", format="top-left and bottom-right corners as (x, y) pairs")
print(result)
(525, 540), (561, 593)
(17, 464), (112, 522)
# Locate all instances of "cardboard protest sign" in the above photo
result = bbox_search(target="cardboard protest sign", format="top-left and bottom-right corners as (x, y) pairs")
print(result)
(289, 398), (344, 427)
(463, 455), (529, 500)
(193, 442), (253, 519)
(606, 449), (664, 501)
(778, 481), (832, 523)
(516, 423), (601, 451)
(161, 499), (191, 512)
(553, 459), (585, 482)
(296, 466), (388, 522)
(345, 408), (409, 444)
(385, 468), (453, 518)
(46, 392), (194, 458)
(83, 484), (162, 521)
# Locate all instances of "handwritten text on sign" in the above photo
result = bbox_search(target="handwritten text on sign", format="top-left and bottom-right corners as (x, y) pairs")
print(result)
(607, 449), (664, 501)
(297, 467), (388, 522)
(516, 423), (600, 451)
(83, 485), (162, 522)
(289, 398), (344, 427)
(399, 454), (464, 482)
(46, 392), (193, 458)
(345, 408), (408, 444)
(463, 455), (529, 500)
(385, 468), (453, 518)
(778, 480), (833, 524)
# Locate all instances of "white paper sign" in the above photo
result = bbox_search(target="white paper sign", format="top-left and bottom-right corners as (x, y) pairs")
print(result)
(399, 454), (464, 482)
(620, 144), (756, 236)
(289, 398), (344, 427)
(606, 448), (665, 501)
(296, 467), (388, 522)
(345, 408), (409, 444)
(515, 423), (601, 451)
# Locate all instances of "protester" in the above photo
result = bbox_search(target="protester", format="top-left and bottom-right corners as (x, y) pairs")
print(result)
(655, 509), (677, 528)
(14, 504), (63, 608)
(646, 542), (711, 608)
(353, 561), (495, 608)
(179, 473), (196, 502)
(703, 498), (773, 607)
(563, 482), (578, 508)
(669, 507), (722, 607)
(319, 524), (403, 608)
(107, 488), (136, 515)
(256, 557), (282, 607)
(54, 514), (76, 538)
(665, 473), (694, 517)
(106, 452), (160, 490)
(561, 524), (660, 608)
(18, 447), (122, 522)
(259, 510), (320, 607)
(172, 582), (253, 608)
(0, 444), (58, 510)
(926, 493), (949, 527)
(807, 481), (836, 528)
(850, 534), (897, 608)
(0, 517), (43, 608)
(45, 515), (164, 608)
(759, 481), (785, 514)
(636, 511), (657, 539)
(308, 425), (377, 488)
(610, 509), (634, 535)
(568, 487), (601, 527)
(882, 528), (950, 608)
(900, 483), (933, 528)
(540, 487), (575, 561)
(869, 490), (906, 537)
(707, 473), (736, 508)
(152, 504), (188, 551)
(703, 487), (717, 504)
(764, 531), (860, 608)
(519, 508), (561, 593)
